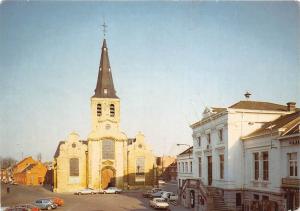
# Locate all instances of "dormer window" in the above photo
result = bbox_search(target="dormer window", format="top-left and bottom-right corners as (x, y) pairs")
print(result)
(110, 104), (115, 117)
(97, 104), (102, 116)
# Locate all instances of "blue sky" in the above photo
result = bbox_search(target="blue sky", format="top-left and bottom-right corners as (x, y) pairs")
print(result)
(0, 1), (299, 161)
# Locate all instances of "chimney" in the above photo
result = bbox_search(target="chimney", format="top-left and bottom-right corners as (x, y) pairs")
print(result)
(287, 102), (296, 112)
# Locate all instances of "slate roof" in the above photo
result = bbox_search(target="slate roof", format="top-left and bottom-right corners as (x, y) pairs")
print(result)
(93, 39), (118, 99)
(20, 163), (36, 173)
(285, 123), (300, 135)
(53, 140), (87, 158)
(211, 107), (226, 113)
(229, 101), (289, 111)
(54, 141), (65, 158)
(242, 111), (300, 140)
(127, 138), (136, 145)
(178, 146), (193, 156)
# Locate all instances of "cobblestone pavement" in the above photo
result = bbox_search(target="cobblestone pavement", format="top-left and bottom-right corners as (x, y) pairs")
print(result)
(1, 183), (190, 211)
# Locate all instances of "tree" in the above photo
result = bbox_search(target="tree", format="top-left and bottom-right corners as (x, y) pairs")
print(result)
(0, 157), (17, 169)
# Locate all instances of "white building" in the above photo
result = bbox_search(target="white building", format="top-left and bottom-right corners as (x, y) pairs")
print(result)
(177, 147), (196, 208)
(179, 99), (299, 211)
(242, 109), (300, 211)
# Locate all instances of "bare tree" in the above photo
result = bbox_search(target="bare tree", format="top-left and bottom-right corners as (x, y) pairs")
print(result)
(0, 157), (17, 169)
(37, 153), (42, 162)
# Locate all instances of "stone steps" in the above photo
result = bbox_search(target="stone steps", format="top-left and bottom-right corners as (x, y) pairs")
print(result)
(207, 187), (233, 211)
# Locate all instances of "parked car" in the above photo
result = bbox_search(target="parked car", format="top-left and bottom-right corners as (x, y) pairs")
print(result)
(34, 199), (57, 210)
(158, 180), (166, 185)
(142, 188), (162, 198)
(74, 188), (101, 195)
(15, 204), (40, 211)
(103, 187), (122, 194)
(149, 198), (169, 210)
(45, 197), (64, 206)
(161, 192), (178, 201)
(4, 208), (27, 211)
(151, 188), (162, 192)
(150, 191), (166, 199)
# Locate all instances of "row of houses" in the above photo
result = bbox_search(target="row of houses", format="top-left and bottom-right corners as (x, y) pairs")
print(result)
(177, 98), (299, 211)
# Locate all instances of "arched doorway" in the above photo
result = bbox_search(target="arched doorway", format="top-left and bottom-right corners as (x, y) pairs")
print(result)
(190, 190), (195, 208)
(101, 166), (116, 189)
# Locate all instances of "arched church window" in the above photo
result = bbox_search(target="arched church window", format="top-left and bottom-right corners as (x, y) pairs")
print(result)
(110, 104), (115, 117)
(70, 158), (79, 176)
(102, 140), (114, 159)
(97, 104), (102, 116)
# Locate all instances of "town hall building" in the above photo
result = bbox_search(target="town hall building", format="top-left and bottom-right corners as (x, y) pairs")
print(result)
(53, 38), (156, 193)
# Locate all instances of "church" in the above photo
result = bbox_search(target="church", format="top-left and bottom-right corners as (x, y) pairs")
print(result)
(53, 37), (156, 193)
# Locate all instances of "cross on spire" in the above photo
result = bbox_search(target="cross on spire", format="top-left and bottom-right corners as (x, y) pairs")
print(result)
(101, 21), (107, 37)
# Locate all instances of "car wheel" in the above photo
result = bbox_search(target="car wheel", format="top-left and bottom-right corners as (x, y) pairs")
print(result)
(47, 206), (52, 210)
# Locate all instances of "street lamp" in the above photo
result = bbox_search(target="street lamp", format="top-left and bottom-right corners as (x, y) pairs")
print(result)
(177, 144), (191, 147)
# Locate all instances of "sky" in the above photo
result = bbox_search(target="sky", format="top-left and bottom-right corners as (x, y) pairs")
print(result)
(0, 1), (299, 161)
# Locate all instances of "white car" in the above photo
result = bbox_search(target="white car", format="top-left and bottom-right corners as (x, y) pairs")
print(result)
(161, 191), (178, 201)
(149, 198), (169, 210)
(103, 187), (122, 194)
(158, 180), (166, 185)
(75, 188), (102, 195)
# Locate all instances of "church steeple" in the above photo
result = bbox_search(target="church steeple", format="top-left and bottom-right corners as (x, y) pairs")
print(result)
(93, 39), (118, 98)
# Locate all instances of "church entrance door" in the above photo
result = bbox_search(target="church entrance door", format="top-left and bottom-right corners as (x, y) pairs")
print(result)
(101, 166), (116, 189)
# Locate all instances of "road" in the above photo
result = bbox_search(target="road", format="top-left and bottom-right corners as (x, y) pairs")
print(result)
(1, 183), (189, 211)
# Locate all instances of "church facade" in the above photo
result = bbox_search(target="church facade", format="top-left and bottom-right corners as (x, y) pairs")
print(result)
(53, 38), (156, 193)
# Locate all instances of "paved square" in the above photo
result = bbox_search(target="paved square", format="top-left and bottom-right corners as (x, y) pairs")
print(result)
(1, 184), (188, 211)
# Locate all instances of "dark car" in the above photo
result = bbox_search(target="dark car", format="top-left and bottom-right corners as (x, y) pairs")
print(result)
(5, 208), (28, 211)
(15, 204), (40, 211)
(150, 191), (166, 199)
(34, 199), (57, 210)
(45, 197), (64, 206)
(142, 188), (162, 198)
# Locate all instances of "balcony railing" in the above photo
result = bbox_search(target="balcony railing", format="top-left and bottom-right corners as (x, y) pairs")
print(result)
(281, 177), (300, 188)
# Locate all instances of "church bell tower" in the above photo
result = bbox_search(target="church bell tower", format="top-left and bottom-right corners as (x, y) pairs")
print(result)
(91, 39), (120, 131)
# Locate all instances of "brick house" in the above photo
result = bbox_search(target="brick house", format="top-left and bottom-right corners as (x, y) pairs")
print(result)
(13, 156), (47, 185)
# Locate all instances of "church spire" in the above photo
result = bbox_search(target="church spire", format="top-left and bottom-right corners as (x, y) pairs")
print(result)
(93, 39), (118, 98)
